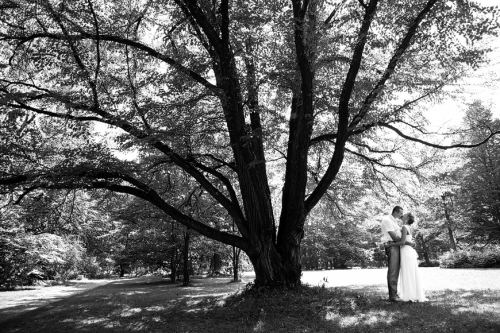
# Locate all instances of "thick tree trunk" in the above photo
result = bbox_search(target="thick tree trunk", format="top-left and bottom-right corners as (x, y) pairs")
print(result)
(418, 234), (431, 266)
(182, 231), (190, 286)
(119, 263), (126, 278)
(170, 266), (177, 283)
(447, 225), (457, 251)
(245, 232), (302, 288)
(276, 209), (306, 287)
(212, 253), (221, 274)
(442, 195), (457, 251)
(232, 246), (241, 282)
(170, 248), (178, 283)
(423, 251), (430, 266)
(170, 220), (178, 283)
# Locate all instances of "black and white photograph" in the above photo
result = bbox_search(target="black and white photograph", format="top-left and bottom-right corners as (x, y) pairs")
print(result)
(1, 0), (499, 332)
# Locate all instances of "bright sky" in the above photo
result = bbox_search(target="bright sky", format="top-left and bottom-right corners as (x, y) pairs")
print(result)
(424, 0), (500, 129)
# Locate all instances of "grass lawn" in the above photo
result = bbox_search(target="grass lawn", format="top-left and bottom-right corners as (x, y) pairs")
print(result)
(1, 268), (499, 332)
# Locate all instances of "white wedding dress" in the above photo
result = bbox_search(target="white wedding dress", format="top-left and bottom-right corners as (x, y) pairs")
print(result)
(399, 225), (427, 302)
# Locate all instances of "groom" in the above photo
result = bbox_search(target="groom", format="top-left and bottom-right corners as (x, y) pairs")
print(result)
(380, 206), (405, 302)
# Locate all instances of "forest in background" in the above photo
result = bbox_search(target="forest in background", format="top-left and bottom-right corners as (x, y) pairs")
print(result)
(2, 100), (499, 289)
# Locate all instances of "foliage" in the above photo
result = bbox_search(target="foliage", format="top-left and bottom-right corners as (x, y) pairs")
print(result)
(0, 230), (29, 289)
(0, 231), (85, 289)
(456, 102), (500, 244)
(2, 0), (500, 287)
(301, 220), (373, 269)
(409, 202), (457, 264)
(439, 248), (500, 268)
(418, 260), (439, 267)
(79, 255), (114, 279)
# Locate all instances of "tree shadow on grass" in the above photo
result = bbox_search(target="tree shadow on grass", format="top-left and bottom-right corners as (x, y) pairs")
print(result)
(0, 280), (113, 325)
(1, 278), (499, 333)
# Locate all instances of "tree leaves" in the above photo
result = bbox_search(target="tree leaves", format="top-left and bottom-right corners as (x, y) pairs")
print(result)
(2, 0), (500, 285)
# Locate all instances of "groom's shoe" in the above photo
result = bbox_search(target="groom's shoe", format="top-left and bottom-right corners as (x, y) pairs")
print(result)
(389, 296), (402, 302)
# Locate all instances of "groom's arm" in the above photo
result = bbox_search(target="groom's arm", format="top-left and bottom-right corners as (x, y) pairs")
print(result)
(387, 231), (401, 242)
(386, 229), (415, 248)
(404, 240), (415, 247)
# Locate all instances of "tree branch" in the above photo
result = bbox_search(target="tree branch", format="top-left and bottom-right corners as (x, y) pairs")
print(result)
(173, 0), (224, 57)
(345, 147), (416, 172)
(87, 0), (101, 84)
(309, 124), (377, 147)
(350, 140), (397, 154)
(1, 90), (248, 231)
(1, 94), (105, 123)
(196, 154), (237, 172)
(97, 181), (250, 249)
(220, 0), (229, 47)
(188, 158), (248, 235)
(377, 122), (500, 149)
(337, 0), (378, 127)
(1, 32), (220, 93)
(349, 0), (439, 130)
(357, 0), (368, 9)
(46, 2), (101, 111)
(0, 171), (250, 250)
(324, 0), (349, 25)
(372, 167), (421, 205)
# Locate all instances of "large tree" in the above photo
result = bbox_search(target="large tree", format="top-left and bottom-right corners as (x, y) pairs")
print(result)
(1, 0), (500, 287)
(458, 102), (500, 244)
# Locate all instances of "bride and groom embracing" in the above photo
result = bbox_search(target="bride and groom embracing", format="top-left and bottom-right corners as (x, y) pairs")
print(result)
(380, 206), (427, 302)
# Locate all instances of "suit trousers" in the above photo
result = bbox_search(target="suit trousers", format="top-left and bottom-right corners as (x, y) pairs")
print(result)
(385, 245), (400, 299)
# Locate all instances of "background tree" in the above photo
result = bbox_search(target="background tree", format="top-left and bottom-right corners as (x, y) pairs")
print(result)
(457, 101), (500, 245)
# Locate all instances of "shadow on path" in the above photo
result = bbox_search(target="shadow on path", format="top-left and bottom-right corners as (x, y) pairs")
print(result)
(0, 275), (250, 333)
(0, 279), (114, 325)
(1, 275), (499, 333)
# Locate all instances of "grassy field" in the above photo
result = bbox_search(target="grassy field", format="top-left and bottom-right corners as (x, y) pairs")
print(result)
(1, 268), (499, 333)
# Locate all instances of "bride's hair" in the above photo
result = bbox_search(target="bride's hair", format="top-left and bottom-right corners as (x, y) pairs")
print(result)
(406, 213), (415, 225)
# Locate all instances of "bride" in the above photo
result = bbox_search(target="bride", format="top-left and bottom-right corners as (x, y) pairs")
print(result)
(386, 213), (427, 302)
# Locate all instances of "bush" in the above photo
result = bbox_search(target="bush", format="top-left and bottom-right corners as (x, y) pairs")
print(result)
(439, 249), (500, 268)
(79, 256), (114, 279)
(0, 232), (86, 289)
(418, 261), (439, 267)
(0, 232), (30, 289)
(29, 234), (85, 282)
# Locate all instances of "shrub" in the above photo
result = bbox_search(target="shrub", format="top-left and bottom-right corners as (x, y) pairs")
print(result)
(0, 231), (32, 289)
(439, 249), (500, 268)
(28, 234), (85, 282)
(0, 232), (86, 289)
(80, 256), (115, 279)
(418, 261), (439, 267)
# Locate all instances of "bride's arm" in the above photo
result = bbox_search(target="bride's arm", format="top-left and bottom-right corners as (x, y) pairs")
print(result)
(386, 226), (416, 248)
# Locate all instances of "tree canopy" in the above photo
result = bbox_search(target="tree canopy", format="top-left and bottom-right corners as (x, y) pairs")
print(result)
(1, 0), (500, 287)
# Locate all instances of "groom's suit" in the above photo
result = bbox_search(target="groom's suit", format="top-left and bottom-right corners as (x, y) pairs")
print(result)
(381, 215), (401, 300)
